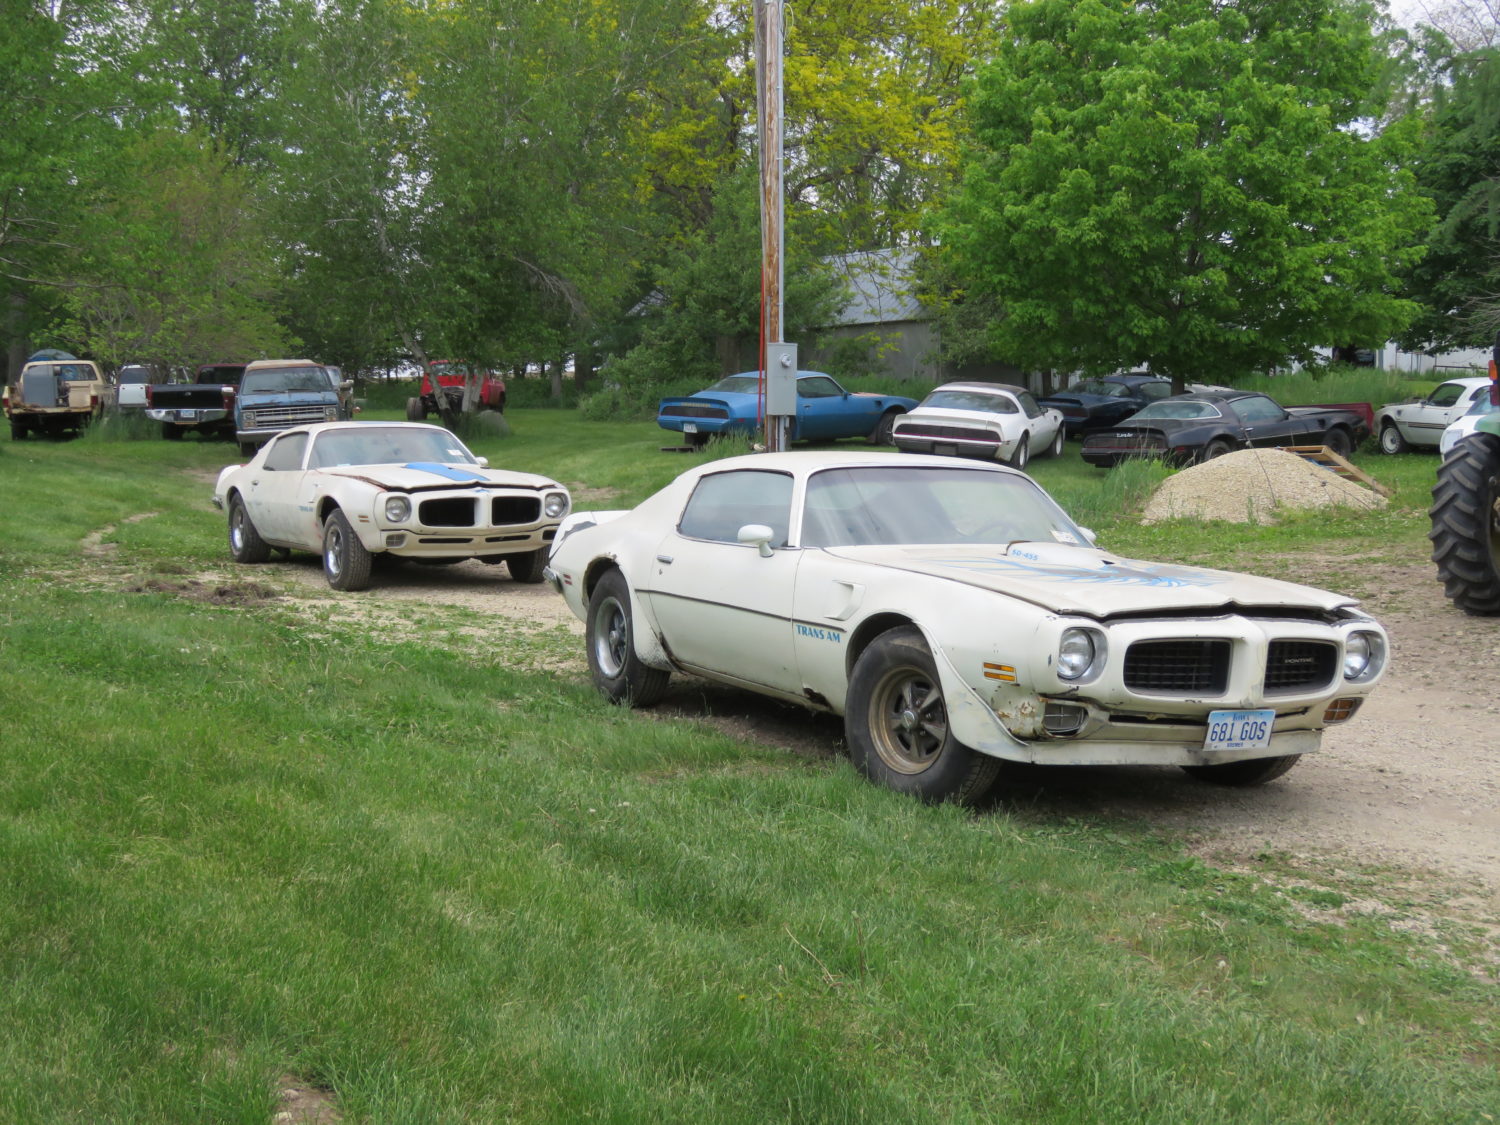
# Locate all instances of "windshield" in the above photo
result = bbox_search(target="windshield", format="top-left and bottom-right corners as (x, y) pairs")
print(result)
(1128, 400), (1223, 421)
(118, 367), (151, 384)
(919, 388), (1017, 413)
(802, 466), (1089, 548)
(309, 426), (479, 468)
(242, 367), (333, 394)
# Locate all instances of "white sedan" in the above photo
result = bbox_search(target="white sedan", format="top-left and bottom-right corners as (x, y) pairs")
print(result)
(546, 452), (1387, 805)
(890, 382), (1065, 469)
(1438, 392), (1499, 456)
(1376, 376), (1491, 453)
(213, 422), (571, 590)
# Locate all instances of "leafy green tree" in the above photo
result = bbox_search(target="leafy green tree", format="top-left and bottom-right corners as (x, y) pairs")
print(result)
(1401, 45), (1500, 348)
(933, 0), (1432, 388)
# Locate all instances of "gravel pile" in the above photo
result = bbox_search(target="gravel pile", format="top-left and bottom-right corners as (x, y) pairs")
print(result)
(1140, 448), (1389, 524)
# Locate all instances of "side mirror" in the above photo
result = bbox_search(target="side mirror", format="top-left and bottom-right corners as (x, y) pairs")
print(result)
(475, 455), (490, 467)
(737, 523), (776, 558)
(1080, 527), (1098, 544)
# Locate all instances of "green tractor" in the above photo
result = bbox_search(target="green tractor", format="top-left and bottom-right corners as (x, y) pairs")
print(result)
(1430, 334), (1500, 614)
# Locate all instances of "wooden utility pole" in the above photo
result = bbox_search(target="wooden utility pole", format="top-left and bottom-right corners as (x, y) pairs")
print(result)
(754, 0), (794, 451)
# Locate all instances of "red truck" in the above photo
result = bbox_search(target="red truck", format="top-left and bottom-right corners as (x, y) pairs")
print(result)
(405, 360), (506, 420)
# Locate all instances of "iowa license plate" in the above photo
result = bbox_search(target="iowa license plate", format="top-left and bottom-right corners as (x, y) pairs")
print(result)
(1203, 709), (1275, 752)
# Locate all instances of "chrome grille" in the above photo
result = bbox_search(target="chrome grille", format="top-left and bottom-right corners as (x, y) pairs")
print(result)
(1264, 640), (1337, 694)
(1124, 639), (1230, 694)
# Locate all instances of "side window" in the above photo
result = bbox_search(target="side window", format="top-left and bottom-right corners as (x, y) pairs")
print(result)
(1016, 391), (1044, 419)
(796, 376), (843, 399)
(263, 432), (308, 472)
(1234, 396), (1286, 424)
(1429, 383), (1464, 408)
(678, 470), (793, 546)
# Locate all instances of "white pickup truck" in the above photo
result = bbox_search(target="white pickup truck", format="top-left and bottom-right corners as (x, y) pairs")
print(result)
(115, 364), (163, 411)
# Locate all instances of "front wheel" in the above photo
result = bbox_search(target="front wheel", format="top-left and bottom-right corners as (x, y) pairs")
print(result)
(845, 627), (1001, 805)
(872, 409), (901, 446)
(1430, 432), (1500, 615)
(1181, 755), (1300, 786)
(405, 397), (424, 421)
(322, 509), (373, 591)
(228, 496), (271, 563)
(239, 441), (257, 457)
(586, 569), (670, 706)
(508, 548), (548, 584)
(1379, 423), (1409, 455)
(1007, 433), (1030, 470)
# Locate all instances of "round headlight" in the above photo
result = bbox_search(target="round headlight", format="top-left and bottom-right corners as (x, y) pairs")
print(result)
(1343, 630), (1384, 681)
(384, 495), (411, 522)
(543, 492), (570, 519)
(1057, 628), (1096, 681)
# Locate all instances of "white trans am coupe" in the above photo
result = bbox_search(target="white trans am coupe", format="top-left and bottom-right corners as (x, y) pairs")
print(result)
(213, 421), (571, 590)
(890, 382), (1066, 469)
(546, 452), (1387, 805)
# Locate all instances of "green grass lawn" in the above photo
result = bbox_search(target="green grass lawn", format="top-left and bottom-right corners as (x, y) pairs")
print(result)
(0, 415), (1493, 1123)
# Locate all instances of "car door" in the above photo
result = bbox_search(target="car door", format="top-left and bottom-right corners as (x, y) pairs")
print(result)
(1232, 395), (1305, 447)
(243, 431), (311, 544)
(643, 468), (802, 694)
(794, 375), (858, 440)
(1405, 382), (1472, 441)
(1016, 390), (1054, 453)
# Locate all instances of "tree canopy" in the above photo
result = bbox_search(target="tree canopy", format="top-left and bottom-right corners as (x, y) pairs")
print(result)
(933, 0), (1432, 386)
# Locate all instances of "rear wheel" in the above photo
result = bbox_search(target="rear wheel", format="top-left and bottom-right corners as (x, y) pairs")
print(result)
(405, 397), (424, 421)
(1379, 423), (1409, 455)
(586, 569), (670, 705)
(322, 509), (373, 591)
(872, 409), (901, 446)
(1324, 427), (1353, 457)
(228, 496), (271, 564)
(508, 548), (548, 584)
(1182, 755), (1300, 786)
(846, 627), (1001, 805)
(1200, 438), (1232, 462)
(10, 421), (25, 441)
(1430, 432), (1500, 615)
(1008, 433), (1030, 470)
(1046, 428), (1065, 458)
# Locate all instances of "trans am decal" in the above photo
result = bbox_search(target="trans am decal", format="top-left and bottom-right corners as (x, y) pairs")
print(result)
(926, 554), (1225, 589)
(795, 623), (844, 643)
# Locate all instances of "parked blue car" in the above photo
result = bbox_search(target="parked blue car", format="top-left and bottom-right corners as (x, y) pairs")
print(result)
(657, 371), (918, 447)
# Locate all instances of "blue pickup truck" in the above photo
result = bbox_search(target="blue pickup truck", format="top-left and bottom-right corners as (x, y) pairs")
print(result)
(234, 358), (352, 455)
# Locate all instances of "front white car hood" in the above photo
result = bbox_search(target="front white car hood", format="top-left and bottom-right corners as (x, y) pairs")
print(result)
(823, 541), (1353, 618)
(318, 463), (560, 491)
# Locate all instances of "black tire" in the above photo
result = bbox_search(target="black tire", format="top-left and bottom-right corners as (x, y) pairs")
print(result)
(227, 495), (271, 564)
(239, 441), (257, 457)
(1429, 432), (1500, 615)
(405, 397), (424, 421)
(1324, 427), (1353, 458)
(508, 548), (548, 584)
(586, 569), (670, 706)
(322, 509), (373, 591)
(1181, 755), (1301, 786)
(1046, 427), (1065, 458)
(1200, 438), (1232, 463)
(161, 424), (183, 441)
(10, 422), (25, 441)
(845, 627), (1001, 805)
(1008, 433), (1030, 470)
(872, 409), (901, 446)
(1379, 422), (1408, 455)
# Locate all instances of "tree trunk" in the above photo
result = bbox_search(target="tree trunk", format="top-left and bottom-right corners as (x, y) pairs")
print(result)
(549, 356), (564, 404)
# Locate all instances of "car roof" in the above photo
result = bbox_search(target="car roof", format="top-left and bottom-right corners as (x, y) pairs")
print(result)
(268, 421), (453, 440)
(928, 381), (1027, 395)
(1435, 376), (1493, 387)
(245, 358), (322, 370)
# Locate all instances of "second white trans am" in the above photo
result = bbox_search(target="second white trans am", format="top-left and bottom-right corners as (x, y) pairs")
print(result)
(546, 452), (1387, 805)
(213, 421), (570, 590)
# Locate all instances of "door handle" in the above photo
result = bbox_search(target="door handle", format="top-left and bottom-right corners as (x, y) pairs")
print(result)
(656, 554), (673, 564)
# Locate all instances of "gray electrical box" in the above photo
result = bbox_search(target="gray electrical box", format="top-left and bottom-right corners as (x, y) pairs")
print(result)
(764, 342), (798, 416)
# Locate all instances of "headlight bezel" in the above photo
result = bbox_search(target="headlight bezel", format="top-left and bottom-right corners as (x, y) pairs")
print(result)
(1342, 629), (1386, 683)
(384, 495), (412, 523)
(543, 491), (570, 520)
(1056, 626), (1106, 684)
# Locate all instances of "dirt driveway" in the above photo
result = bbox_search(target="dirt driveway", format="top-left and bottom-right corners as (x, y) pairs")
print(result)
(267, 554), (1500, 913)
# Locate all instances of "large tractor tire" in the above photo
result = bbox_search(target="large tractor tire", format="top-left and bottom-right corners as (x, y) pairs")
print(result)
(1430, 431), (1500, 615)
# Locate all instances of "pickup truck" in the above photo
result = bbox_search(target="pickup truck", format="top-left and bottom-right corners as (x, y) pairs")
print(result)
(116, 363), (172, 411)
(4, 353), (111, 439)
(147, 363), (246, 440)
(234, 358), (350, 455)
(405, 359), (506, 420)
